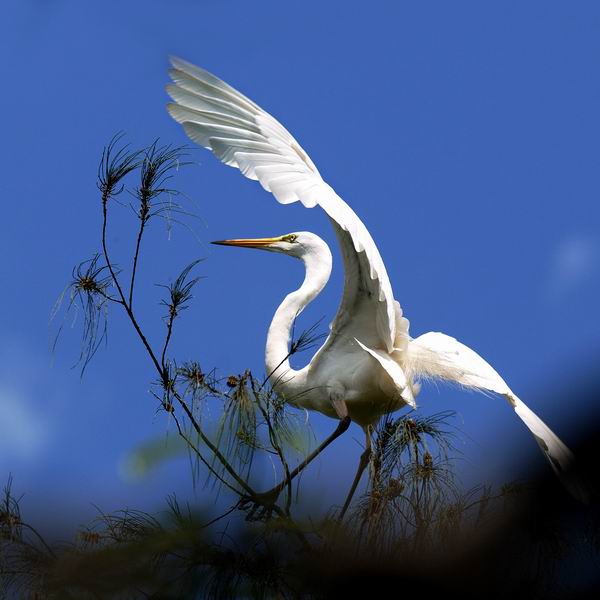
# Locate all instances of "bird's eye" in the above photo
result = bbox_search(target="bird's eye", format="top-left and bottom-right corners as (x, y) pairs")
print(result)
(281, 234), (298, 243)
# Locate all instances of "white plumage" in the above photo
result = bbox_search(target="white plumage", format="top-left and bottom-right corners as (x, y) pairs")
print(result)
(166, 57), (587, 504)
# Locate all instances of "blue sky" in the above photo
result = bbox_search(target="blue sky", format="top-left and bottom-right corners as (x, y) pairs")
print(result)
(1, 0), (599, 536)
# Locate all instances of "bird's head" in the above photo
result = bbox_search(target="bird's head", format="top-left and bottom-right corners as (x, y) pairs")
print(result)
(211, 231), (322, 260)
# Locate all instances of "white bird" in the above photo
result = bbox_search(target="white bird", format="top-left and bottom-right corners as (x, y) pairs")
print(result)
(166, 57), (587, 507)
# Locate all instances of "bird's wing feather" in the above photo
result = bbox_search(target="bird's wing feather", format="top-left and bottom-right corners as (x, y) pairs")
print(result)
(355, 339), (415, 408)
(408, 331), (589, 503)
(167, 57), (399, 352)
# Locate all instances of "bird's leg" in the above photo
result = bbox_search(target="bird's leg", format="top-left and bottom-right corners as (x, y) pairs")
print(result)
(252, 394), (351, 509)
(257, 412), (352, 504)
(339, 425), (372, 519)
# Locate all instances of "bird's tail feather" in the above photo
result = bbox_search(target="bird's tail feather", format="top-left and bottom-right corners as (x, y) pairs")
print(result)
(407, 331), (590, 503)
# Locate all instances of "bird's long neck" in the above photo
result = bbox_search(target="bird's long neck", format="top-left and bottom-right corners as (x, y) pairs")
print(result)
(265, 244), (332, 388)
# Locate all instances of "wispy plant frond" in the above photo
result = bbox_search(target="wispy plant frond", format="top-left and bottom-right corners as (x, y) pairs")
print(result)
(290, 317), (327, 356)
(138, 143), (189, 202)
(97, 133), (142, 200)
(52, 254), (116, 375)
(0, 475), (22, 544)
(263, 317), (327, 386)
(0, 477), (55, 596)
(348, 411), (465, 551)
(177, 362), (220, 407)
(215, 371), (259, 478)
(158, 259), (203, 319)
(71, 254), (113, 297)
(132, 141), (191, 231)
(259, 385), (314, 457)
(93, 506), (163, 545)
(375, 410), (459, 478)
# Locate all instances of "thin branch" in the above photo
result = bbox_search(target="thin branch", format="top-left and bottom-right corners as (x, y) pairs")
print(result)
(171, 388), (256, 496)
(252, 379), (293, 514)
(129, 217), (146, 309)
(99, 153), (253, 497)
(169, 409), (243, 496)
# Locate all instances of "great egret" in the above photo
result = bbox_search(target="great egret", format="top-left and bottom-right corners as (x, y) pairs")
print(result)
(166, 57), (587, 506)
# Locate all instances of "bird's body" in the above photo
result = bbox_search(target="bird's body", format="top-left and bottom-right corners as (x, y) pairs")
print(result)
(252, 230), (410, 427)
(300, 342), (408, 426)
(167, 57), (588, 502)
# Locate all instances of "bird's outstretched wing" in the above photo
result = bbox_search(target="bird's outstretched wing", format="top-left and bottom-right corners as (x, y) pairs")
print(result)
(408, 331), (590, 503)
(166, 57), (405, 353)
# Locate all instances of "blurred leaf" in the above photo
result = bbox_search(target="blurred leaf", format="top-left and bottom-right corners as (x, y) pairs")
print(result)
(121, 436), (189, 480)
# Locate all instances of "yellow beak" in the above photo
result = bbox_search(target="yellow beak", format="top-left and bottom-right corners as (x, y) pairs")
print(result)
(211, 236), (283, 248)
